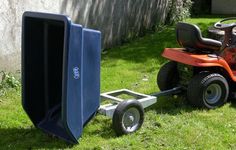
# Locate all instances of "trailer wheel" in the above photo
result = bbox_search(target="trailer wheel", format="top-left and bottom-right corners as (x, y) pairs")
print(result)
(187, 72), (229, 109)
(112, 100), (144, 136)
(157, 61), (179, 91)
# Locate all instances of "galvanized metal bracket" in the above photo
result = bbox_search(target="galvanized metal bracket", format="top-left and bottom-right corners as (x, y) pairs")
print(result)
(99, 89), (157, 118)
(99, 87), (183, 118)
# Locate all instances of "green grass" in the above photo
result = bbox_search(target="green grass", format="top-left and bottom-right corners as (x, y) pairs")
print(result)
(1, 16), (236, 149)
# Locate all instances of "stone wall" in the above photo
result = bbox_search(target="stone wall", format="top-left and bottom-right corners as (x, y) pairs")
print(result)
(0, 0), (170, 71)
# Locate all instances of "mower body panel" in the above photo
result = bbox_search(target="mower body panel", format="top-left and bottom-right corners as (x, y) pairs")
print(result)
(162, 48), (236, 81)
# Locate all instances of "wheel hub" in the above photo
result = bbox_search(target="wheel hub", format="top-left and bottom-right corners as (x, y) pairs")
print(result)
(122, 108), (140, 132)
(204, 83), (222, 104)
(128, 115), (134, 122)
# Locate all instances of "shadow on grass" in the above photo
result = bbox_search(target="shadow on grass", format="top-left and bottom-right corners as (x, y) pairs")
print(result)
(150, 95), (236, 116)
(0, 118), (117, 149)
(0, 127), (72, 149)
(145, 95), (198, 116)
(228, 98), (236, 108)
(84, 116), (117, 139)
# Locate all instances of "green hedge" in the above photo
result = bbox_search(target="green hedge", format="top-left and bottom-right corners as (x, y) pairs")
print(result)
(166, 0), (193, 24)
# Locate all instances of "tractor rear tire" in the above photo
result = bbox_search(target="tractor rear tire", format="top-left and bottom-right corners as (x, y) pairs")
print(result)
(187, 72), (229, 109)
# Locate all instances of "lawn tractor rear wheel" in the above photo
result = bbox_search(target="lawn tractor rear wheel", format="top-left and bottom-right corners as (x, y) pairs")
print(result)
(157, 61), (179, 91)
(187, 72), (229, 109)
(112, 100), (144, 136)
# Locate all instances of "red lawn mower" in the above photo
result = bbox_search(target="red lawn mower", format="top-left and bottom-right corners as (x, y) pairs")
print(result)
(157, 18), (236, 109)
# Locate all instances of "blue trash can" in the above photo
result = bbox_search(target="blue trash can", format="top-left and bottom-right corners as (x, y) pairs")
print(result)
(22, 11), (101, 143)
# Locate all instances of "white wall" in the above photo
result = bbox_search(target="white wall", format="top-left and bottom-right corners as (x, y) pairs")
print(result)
(0, 0), (61, 71)
(0, 0), (170, 71)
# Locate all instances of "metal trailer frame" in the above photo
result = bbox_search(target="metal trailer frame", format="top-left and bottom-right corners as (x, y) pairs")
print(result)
(98, 87), (183, 118)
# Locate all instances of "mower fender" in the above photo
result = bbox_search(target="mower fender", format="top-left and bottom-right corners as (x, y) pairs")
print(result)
(162, 48), (236, 81)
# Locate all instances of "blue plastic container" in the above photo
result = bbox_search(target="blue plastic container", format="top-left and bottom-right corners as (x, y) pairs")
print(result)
(22, 11), (101, 143)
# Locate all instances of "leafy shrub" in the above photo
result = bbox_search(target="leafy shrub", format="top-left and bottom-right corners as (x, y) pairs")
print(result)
(0, 71), (20, 96)
(166, 0), (193, 24)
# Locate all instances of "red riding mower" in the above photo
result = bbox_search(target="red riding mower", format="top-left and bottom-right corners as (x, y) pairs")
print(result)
(157, 18), (236, 109)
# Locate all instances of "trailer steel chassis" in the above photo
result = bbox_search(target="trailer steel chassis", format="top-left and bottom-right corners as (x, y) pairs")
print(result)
(98, 87), (183, 135)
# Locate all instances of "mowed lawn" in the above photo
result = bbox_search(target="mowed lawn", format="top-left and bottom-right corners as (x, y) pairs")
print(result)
(2, 17), (236, 149)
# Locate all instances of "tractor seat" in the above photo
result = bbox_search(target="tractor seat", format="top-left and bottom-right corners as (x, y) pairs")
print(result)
(176, 22), (222, 52)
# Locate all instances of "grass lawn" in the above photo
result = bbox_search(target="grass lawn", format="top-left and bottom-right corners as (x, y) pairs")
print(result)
(2, 16), (236, 149)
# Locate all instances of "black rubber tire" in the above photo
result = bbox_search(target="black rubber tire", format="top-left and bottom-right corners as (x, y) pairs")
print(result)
(157, 61), (179, 91)
(112, 100), (144, 136)
(187, 72), (229, 109)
